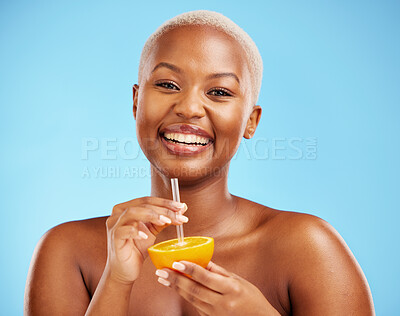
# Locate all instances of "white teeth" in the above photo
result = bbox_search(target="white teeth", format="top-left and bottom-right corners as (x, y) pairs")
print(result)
(164, 132), (210, 145)
(194, 135), (205, 143)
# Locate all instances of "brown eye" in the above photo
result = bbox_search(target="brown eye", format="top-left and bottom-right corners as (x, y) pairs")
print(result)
(207, 88), (232, 97)
(155, 81), (180, 90)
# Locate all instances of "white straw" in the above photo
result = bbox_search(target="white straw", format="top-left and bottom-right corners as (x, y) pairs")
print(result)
(171, 178), (184, 244)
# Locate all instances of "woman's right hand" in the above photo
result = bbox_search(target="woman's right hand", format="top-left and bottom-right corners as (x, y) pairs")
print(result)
(104, 197), (188, 285)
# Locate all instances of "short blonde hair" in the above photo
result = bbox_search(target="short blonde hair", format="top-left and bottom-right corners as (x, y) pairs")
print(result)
(138, 10), (263, 104)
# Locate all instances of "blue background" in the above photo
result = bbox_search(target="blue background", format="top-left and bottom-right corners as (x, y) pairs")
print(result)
(1, 0), (399, 315)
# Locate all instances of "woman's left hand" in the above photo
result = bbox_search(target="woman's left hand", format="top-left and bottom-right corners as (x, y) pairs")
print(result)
(155, 261), (280, 316)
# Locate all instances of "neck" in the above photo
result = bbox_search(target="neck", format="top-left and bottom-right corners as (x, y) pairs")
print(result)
(150, 164), (238, 239)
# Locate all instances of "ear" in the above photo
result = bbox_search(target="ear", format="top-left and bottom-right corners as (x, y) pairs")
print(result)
(243, 105), (262, 139)
(132, 84), (139, 120)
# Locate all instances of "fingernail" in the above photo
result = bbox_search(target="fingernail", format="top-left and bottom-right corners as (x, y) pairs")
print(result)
(138, 231), (148, 239)
(155, 269), (169, 279)
(176, 214), (189, 223)
(172, 202), (186, 209)
(159, 215), (172, 224)
(158, 277), (170, 286)
(172, 262), (186, 271)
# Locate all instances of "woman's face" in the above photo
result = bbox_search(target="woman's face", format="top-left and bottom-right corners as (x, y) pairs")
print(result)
(134, 25), (259, 181)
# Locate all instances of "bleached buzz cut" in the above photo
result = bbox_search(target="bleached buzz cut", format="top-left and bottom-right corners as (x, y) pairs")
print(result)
(138, 10), (263, 104)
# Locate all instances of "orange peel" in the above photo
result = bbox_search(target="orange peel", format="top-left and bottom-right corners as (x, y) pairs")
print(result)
(148, 236), (214, 270)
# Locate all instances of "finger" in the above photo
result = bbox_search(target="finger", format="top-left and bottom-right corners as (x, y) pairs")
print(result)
(137, 221), (153, 238)
(116, 206), (176, 227)
(175, 286), (213, 315)
(164, 269), (221, 305)
(114, 205), (188, 228)
(141, 205), (189, 225)
(136, 221), (156, 242)
(112, 197), (187, 216)
(113, 225), (137, 241)
(206, 261), (234, 277)
(139, 196), (187, 212)
(156, 270), (215, 314)
(109, 198), (188, 229)
(112, 225), (147, 250)
(171, 261), (231, 293)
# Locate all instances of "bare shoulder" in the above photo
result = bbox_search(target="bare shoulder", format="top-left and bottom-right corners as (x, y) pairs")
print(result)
(258, 208), (375, 315)
(25, 217), (108, 316)
(264, 210), (363, 270)
(43, 216), (107, 247)
(264, 209), (347, 246)
(45, 216), (108, 238)
(32, 216), (108, 263)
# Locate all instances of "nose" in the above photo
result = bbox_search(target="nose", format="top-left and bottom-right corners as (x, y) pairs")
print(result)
(173, 89), (206, 120)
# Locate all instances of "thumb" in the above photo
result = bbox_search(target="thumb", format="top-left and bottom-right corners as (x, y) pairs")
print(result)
(206, 261), (234, 277)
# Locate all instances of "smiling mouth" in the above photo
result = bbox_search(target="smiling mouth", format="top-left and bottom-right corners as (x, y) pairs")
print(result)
(159, 124), (214, 156)
(162, 132), (211, 146)
(159, 128), (214, 156)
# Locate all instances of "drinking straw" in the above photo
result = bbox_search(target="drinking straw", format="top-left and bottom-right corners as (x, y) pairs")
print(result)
(171, 178), (185, 244)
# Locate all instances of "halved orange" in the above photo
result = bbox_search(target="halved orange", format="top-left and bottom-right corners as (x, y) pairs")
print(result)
(148, 236), (214, 270)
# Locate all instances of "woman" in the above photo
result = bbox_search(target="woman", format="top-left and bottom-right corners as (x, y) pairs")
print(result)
(25, 10), (375, 315)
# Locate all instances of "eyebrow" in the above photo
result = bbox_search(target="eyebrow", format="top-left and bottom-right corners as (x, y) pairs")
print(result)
(151, 62), (182, 74)
(206, 72), (240, 84)
(151, 62), (240, 84)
